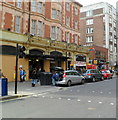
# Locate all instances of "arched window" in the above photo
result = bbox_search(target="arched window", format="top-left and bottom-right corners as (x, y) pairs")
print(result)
(50, 51), (62, 56)
(29, 49), (44, 55)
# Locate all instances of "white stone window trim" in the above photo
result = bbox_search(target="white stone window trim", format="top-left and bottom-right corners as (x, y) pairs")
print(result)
(15, 16), (21, 33)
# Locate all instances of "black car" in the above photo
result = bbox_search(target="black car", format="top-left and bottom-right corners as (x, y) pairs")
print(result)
(82, 69), (104, 82)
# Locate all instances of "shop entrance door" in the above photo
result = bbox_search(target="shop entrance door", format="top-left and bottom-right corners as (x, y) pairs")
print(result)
(29, 59), (44, 78)
(28, 49), (44, 78)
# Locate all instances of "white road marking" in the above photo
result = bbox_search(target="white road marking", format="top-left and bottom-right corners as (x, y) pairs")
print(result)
(88, 100), (91, 103)
(42, 96), (45, 98)
(110, 103), (114, 105)
(92, 91), (95, 93)
(38, 94), (42, 96)
(68, 98), (71, 100)
(87, 83), (93, 84)
(58, 98), (62, 100)
(77, 99), (81, 102)
(100, 91), (103, 93)
(98, 102), (102, 104)
(88, 107), (96, 110)
(33, 95), (38, 97)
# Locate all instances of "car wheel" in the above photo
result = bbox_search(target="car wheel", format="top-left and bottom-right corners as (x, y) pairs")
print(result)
(81, 79), (85, 84)
(67, 80), (71, 87)
(92, 77), (96, 82)
(32, 83), (35, 87)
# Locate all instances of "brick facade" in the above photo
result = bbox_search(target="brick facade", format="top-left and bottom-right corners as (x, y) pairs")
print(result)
(0, 0), (89, 82)
(80, 3), (117, 68)
(0, 0), (82, 45)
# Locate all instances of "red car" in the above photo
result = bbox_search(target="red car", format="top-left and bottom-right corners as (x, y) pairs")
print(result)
(100, 70), (113, 79)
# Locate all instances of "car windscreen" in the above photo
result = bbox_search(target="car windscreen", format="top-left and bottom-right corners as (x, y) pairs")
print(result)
(106, 70), (111, 73)
(101, 71), (106, 73)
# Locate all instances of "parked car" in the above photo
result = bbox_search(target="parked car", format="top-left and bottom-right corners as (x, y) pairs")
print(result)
(82, 69), (104, 82)
(100, 69), (113, 79)
(55, 70), (85, 86)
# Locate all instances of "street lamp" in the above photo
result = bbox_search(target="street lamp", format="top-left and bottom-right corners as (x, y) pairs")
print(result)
(114, 36), (118, 69)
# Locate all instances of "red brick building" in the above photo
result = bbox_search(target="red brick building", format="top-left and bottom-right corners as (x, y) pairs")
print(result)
(89, 45), (108, 69)
(80, 2), (117, 69)
(0, 0), (82, 44)
(0, 0), (90, 81)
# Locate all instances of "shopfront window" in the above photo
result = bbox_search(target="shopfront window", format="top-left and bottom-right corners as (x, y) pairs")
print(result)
(76, 55), (86, 62)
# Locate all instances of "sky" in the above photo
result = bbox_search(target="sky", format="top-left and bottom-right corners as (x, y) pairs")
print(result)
(77, 0), (117, 8)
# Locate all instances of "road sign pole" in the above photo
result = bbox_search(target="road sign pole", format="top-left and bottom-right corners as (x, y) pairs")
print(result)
(15, 43), (18, 94)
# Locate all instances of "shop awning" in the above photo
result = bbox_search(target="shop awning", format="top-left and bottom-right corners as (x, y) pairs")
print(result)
(26, 54), (69, 61)
(44, 55), (69, 60)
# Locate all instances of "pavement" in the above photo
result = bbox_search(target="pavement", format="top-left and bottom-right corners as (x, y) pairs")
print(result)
(0, 73), (117, 102)
(0, 80), (61, 102)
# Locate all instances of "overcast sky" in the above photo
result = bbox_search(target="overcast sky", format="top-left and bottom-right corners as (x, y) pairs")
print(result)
(77, 0), (117, 8)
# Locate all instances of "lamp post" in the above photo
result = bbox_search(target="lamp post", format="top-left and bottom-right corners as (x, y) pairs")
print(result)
(115, 36), (118, 69)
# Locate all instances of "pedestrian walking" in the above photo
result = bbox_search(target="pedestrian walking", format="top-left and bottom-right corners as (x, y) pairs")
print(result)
(36, 67), (41, 84)
(52, 71), (60, 86)
(31, 68), (38, 87)
(23, 70), (26, 81)
(19, 67), (24, 82)
(0, 69), (5, 78)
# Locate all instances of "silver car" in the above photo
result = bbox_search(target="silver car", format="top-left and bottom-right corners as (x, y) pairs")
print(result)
(56, 70), (85, 86)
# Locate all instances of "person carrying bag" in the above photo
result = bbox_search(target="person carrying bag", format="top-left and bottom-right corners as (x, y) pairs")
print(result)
(31, 68), (38, 87)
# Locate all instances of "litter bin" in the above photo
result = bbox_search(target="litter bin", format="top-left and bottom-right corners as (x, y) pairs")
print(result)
(0, 78), (8, 96)
(45, 72), (53, 85)
(39, 72), (53, 85)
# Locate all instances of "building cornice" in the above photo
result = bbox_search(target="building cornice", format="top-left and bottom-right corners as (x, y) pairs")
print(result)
(0, 30), (89, 54)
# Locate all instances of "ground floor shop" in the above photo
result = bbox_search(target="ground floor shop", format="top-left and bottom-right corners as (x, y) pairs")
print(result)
(1, 30), (89, 82)
(1, 47), (89, 82)
(1, 52), (68, 82)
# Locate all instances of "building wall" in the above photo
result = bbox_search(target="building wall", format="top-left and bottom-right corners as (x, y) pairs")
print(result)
(0, 0), (82, 46)
(0, 1), (90, 82)
(80, 2), (117, 68)
(80, 7), (104, 46)
(1, 55), (29, 82)
(89, 45), (108, 69)
(89, 45), (108, 60)
(44, 60), (50, 72)
(93, 15), (104, 46)
(0, 1), (81, 45)
(80, 19), (86, 45)
(116, 2), (118, 67)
